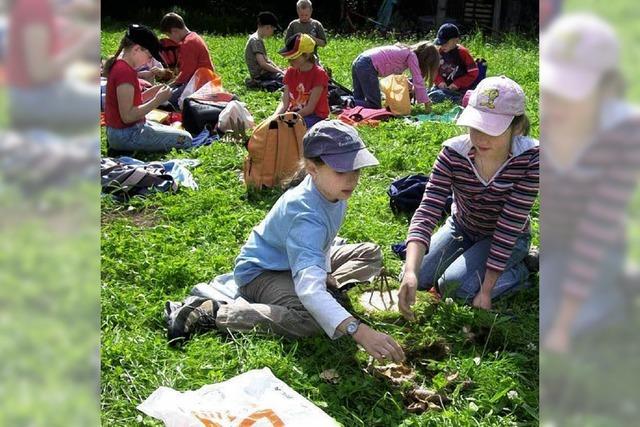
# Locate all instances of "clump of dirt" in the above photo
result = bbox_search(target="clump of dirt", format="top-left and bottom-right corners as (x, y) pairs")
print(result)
(403, 337), (452, 361)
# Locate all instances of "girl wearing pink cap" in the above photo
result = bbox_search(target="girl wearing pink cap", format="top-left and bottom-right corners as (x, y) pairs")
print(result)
(398, 76), (539, 315)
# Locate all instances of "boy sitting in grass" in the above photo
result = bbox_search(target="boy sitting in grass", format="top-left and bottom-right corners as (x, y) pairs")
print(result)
(429, 23), (479, 104)
(244, 12), (285, 88)
(159, 12), (215, 108)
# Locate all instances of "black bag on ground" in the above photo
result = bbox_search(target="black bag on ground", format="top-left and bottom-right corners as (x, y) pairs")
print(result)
(101, 158), (178, 201)
(388, 174), (452, 218)
(182, 99), (228, 136)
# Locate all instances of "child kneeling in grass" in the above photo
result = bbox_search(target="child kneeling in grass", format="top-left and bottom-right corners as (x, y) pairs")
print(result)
(166, 120), (405, 364)
(351, 41), (440, 112)
(275, 33), (330, 129)
(398, 76), (539, 317)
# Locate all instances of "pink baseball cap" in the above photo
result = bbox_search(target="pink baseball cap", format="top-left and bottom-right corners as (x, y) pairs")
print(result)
(456, 76), (525, 136)
(540, 13), (619, 100)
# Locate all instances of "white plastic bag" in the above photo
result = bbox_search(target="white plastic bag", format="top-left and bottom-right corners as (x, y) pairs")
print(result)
(138, 368), (339, 426)
(218, 100), (255, 133)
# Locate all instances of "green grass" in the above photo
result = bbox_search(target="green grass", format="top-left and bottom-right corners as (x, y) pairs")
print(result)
(101, 30), (539, 426)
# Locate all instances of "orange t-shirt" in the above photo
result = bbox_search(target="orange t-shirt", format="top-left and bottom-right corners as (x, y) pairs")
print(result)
(175, 32), (214, 85)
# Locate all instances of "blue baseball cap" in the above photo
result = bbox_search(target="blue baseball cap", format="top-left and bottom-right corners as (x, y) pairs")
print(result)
(303, 120), (379, 172)
(435, 23), (460, 45)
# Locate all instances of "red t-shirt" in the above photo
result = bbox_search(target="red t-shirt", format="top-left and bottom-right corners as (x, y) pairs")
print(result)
(105, 59), (144, 129)
(8, 0), (61, 88)
(175, 32), (214, 85)
(283, 64), (329, 119)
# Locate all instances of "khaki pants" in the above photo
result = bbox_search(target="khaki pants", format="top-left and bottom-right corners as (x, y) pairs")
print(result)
(215, 243), (382, 338)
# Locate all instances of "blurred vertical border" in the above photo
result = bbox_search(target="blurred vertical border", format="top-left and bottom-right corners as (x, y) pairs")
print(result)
(0, 0), (100, 425)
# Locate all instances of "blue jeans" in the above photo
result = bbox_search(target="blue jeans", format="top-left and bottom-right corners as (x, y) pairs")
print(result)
(428, 87), (463, 104)
(417, 216), (531, 301)
(351, 55), (382, 109)
(303, 114), (323, 129)
(169, 83), (186, 110)
(10, 78), (98, 131)
(107, 120), (193, 153)
(540, 246), (626, 337)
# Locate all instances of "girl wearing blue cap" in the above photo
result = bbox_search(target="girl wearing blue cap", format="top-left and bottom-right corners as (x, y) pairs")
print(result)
(166, 120), (405, 364)
(103, 25), (193, 152)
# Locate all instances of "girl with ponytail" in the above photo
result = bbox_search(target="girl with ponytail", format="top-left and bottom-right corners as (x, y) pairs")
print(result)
(104, 24), (192, 152)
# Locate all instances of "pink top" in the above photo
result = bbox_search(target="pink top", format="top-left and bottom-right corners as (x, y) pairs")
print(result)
(366, 45), (429, 104)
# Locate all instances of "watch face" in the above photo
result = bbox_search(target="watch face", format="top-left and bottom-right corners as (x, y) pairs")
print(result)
(347, 322), (358, 334)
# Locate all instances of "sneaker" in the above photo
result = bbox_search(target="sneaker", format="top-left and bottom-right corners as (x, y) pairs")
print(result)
(524, 246), (539, 273)
(165, 296), (221, 346)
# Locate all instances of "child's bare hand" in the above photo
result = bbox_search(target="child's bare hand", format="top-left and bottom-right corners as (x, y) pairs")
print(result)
(437, 82), (447, 89)
(353, 324), (405, 363)
(448, 83), (459, 91)
(398, 272), (418, 321)
(156, 85), (172, 103)
(472, 291), (491, 310)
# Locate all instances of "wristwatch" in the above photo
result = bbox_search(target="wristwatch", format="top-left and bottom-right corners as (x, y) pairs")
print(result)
(345, 319), (361, 336)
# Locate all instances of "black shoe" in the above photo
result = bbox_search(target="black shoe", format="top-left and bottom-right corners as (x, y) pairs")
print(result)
(165, 296), (220, 346)
(524, 246), (539, 273)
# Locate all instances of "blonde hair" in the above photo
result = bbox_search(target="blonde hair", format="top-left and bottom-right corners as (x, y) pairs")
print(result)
(297, 0), (312, 9)
(411, 42), (440, 85)
(282, 157), (323, 190)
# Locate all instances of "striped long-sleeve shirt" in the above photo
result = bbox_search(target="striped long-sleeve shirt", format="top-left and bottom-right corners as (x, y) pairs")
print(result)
(542, 104), (640, 298)
(408, 134), (540, 272)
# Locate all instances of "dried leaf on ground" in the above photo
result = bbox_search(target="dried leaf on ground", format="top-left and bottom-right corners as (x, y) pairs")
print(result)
(371, 363), (416, 385)
(404, 386), (451, 414)
(319, 369), (340, 384)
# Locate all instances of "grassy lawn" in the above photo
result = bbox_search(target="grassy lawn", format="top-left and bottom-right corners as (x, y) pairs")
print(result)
(101, 29), (539, 426)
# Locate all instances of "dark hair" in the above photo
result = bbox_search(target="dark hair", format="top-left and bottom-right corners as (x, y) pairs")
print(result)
(511, 114), (530, 136)
(103, 36), (136, 77)
(160, 12), (186, 33)
(257, 11), (278, 27)
(282, 157), (324, 190)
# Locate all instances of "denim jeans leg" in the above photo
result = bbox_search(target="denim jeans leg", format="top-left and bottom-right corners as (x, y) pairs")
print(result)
(303, 114), (323, 129)
(428, 89), (447, 103)
(353, 56), (381, 109)
(169, 84), (186, 109)
(351, 59), (364, 102)
(428, 88), (462, 104)
(137, 120), (193, 152)
(437, 232), (531, 301)
(106, 124), (142, 151)
(416, 217), (468, 291)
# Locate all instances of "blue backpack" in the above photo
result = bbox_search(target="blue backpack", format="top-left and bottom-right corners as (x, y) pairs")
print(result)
(470, 58), (488, 90)
(388, 174), (453, 217)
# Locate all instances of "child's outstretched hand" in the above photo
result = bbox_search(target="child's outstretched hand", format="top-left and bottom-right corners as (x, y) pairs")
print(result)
(353, 324), (405, 363)
(398, 272), (418, 321)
